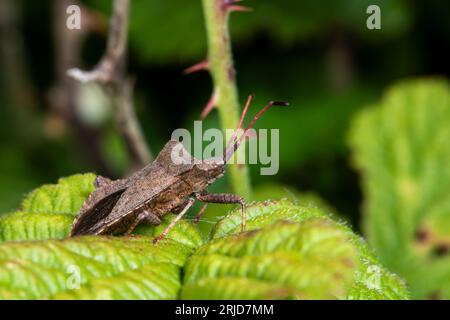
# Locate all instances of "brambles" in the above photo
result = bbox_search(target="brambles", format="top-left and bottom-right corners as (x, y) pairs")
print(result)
(0, 176), (408, 299)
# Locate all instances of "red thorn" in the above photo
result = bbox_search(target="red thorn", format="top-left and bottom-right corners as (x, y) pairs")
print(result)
(222, 0), (252, 13)
(228, 5), (252, 12)
(200, 94), (217, 119)
(184, 60), (209, 75)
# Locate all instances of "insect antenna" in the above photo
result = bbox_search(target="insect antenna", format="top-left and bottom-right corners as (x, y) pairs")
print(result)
(223, 97), (289, 163)
(223, 94), (254, 159)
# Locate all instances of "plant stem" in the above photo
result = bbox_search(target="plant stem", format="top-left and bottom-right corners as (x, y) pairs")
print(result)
(202, 0), (252, 200)
(68, 0), (152, 170)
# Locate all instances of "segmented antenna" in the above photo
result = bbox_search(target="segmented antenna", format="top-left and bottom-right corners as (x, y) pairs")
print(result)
(223, 94), (254, 158)
(223, 96), (289, 163)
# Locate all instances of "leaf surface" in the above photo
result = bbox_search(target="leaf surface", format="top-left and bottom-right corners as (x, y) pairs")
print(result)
(349, 79), (450, 298)
(183, 200), (409, 299)
(0, 175), (409, 299)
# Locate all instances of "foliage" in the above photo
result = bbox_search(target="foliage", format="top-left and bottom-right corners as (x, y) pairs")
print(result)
(0, 174), (408, 299)
(0, 174), (95, 242)
(0, 0), (448, 301)
(86, 0), (414, 64)
(349, 79), (450, 299)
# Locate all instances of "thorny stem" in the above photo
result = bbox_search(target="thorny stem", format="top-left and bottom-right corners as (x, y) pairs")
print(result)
(202, 0), (252, 200)
(68, 0), (152, 170)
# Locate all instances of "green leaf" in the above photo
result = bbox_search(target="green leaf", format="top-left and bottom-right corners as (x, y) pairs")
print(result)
(0, 211), (74, 243)
(252, 183), (336, 215)
(183, 219), (359, 299)
(0, 175), (408, 299)
(0, 173), (203, 299)
(182, 200), (409, 299)
(210, 199), (327, 239)
(0, 236), (195, 299)
(21, 174), (96, 215)
(349, 78), (450, 299)
(0, 174), (96, 243)
(135, 216), (205, 249)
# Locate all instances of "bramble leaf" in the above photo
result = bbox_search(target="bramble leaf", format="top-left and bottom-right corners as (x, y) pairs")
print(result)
(349, 79), (450, 299)
(0, 236), (195, 299)
(0, 173), (203, 299)
(0, 176), (409, 299)
(252, 183), (336, 216)
(182, 200), (409, 299)
(0, 174), (96, 243)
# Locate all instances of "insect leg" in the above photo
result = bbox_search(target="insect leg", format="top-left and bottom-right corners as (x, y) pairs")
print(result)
(124, 210), (155, 235)
(195, 192), (246, 232)
(173, 199), (207, 224)
(140, 211), (162, 225)
(171, 198), (192, 215)
(153, 197), (196, 244)
(192, 203), (208, 224)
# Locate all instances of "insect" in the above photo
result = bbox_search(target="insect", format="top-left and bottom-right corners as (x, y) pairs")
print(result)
(70, 95), (288, 243)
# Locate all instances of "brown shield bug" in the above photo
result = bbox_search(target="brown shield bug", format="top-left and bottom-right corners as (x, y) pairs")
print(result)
(70, 95), (288, 243)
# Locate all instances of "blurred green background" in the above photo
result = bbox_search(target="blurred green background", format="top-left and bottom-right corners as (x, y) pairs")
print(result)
(0, 0), (448, 234)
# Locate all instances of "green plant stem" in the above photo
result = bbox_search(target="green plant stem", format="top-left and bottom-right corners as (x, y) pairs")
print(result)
(202, 0), (252, 200)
